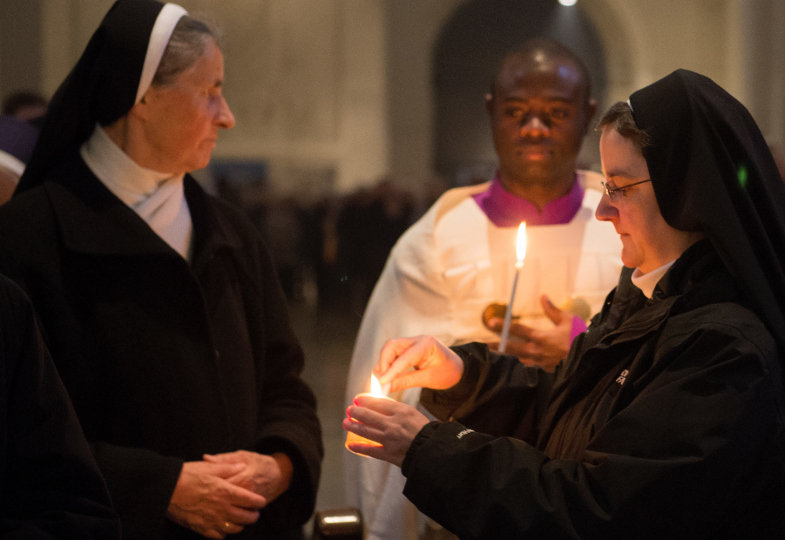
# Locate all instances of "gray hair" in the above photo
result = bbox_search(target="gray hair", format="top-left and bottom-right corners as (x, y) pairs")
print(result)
(597, 101), (651, 149)
(152, 15), (220, 87)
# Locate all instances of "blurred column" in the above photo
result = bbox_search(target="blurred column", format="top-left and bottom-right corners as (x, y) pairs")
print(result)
(727, 0), (785, 144)
(0, 0), (43, 99)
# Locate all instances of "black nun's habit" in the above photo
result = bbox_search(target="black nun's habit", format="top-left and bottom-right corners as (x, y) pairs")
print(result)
(629, 69), (785, 360)
(0, 1), (323, 539)
(18, 0), (186, 193)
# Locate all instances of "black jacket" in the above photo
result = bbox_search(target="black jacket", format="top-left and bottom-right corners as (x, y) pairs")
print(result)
(411, 241), (785, 539)
(0, 273), (119, 538)
(0, 155), (322, 539)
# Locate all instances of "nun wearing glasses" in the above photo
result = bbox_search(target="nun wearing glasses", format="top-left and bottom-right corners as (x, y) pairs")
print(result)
(0, 2), (322, 539)
(344, 70), (785, 539)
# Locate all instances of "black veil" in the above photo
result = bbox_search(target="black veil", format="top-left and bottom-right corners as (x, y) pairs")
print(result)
(16, 0), (181, 194)
(629, 69), (785, 353)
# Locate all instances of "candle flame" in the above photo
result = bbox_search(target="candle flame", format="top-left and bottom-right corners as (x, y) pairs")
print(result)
(346, 375), (388, 453)
(516, 222), (527, 265)
(370, 374), (386, 396)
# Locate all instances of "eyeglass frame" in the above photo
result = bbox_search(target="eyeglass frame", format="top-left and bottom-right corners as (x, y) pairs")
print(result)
(600, 178), (652, 201)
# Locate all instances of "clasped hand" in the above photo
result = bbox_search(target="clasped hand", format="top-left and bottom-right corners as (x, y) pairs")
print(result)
(343, 335), (463, 466)
(167, 450), (293, 539)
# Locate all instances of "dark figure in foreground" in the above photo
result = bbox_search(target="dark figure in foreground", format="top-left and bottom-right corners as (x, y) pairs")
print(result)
(345, 70), (785, 539)
(0, 274), (119, 538)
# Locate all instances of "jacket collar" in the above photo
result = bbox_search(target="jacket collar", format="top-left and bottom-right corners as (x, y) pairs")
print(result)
(554, 241), (741, 417)
(46, 156), (240, 259)
(596, 240), (736, 348)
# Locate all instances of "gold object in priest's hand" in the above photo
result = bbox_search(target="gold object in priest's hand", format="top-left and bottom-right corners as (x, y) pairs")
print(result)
(481, 302), (519, 330)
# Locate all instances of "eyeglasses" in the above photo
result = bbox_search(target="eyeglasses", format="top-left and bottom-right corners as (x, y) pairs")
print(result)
(601, 179), (652, 201)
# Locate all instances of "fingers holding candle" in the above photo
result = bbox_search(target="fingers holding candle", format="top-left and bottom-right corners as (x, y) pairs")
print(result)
(346, 335), (463, 463)
(376, 335), (464, 393)
(345, 373), (393, 453)
(375, 336), (421, 383)
(343, 395), (430, 467)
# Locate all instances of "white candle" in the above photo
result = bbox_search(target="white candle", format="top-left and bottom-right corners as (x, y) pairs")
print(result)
(499, 222), (527, 353)
(345, 374), (392, 454)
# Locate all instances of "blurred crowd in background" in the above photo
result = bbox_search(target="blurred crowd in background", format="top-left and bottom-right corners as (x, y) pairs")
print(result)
(216, 176), (450, 318)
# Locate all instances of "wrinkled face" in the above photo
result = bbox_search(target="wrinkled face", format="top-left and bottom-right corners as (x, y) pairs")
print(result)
(596, 126), (690, 273)
(487, 53), (592, 189)
(140, 39), (235, 174)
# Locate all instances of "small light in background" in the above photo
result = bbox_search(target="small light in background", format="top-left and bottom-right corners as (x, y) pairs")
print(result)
(558, 0), (578, 6)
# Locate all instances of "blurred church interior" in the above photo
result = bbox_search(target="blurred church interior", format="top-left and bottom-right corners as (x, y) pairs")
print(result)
(2, 0), (784, 532)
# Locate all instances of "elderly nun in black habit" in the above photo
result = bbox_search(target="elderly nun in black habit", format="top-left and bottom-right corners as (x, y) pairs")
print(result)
(343, 69), (785, 539)
(0, 1), (322, 539)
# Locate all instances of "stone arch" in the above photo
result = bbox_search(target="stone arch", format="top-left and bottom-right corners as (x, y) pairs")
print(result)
(579, 0), (646, 100)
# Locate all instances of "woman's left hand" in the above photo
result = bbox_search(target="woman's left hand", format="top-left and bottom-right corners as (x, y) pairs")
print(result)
(343, 395), (430, 467)
(203, 450), (293, 503)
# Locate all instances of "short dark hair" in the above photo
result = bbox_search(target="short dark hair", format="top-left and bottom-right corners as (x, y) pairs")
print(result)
(2, 91), (47, 116)
(597, 101), (651, 149)
(491, 38), (592, 104)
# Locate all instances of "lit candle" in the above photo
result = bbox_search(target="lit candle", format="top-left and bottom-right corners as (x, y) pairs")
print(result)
(345, 373), (391, 454)
(499, 222), (527, 353)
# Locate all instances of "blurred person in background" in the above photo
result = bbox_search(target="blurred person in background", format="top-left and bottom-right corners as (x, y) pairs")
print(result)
(0, 114), (39, 203)
(1, 90), (48, 124)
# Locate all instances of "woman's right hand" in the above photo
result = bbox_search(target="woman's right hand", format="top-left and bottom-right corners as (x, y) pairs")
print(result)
(166, 460), (266, 539)
(376, 335), (464, 393)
